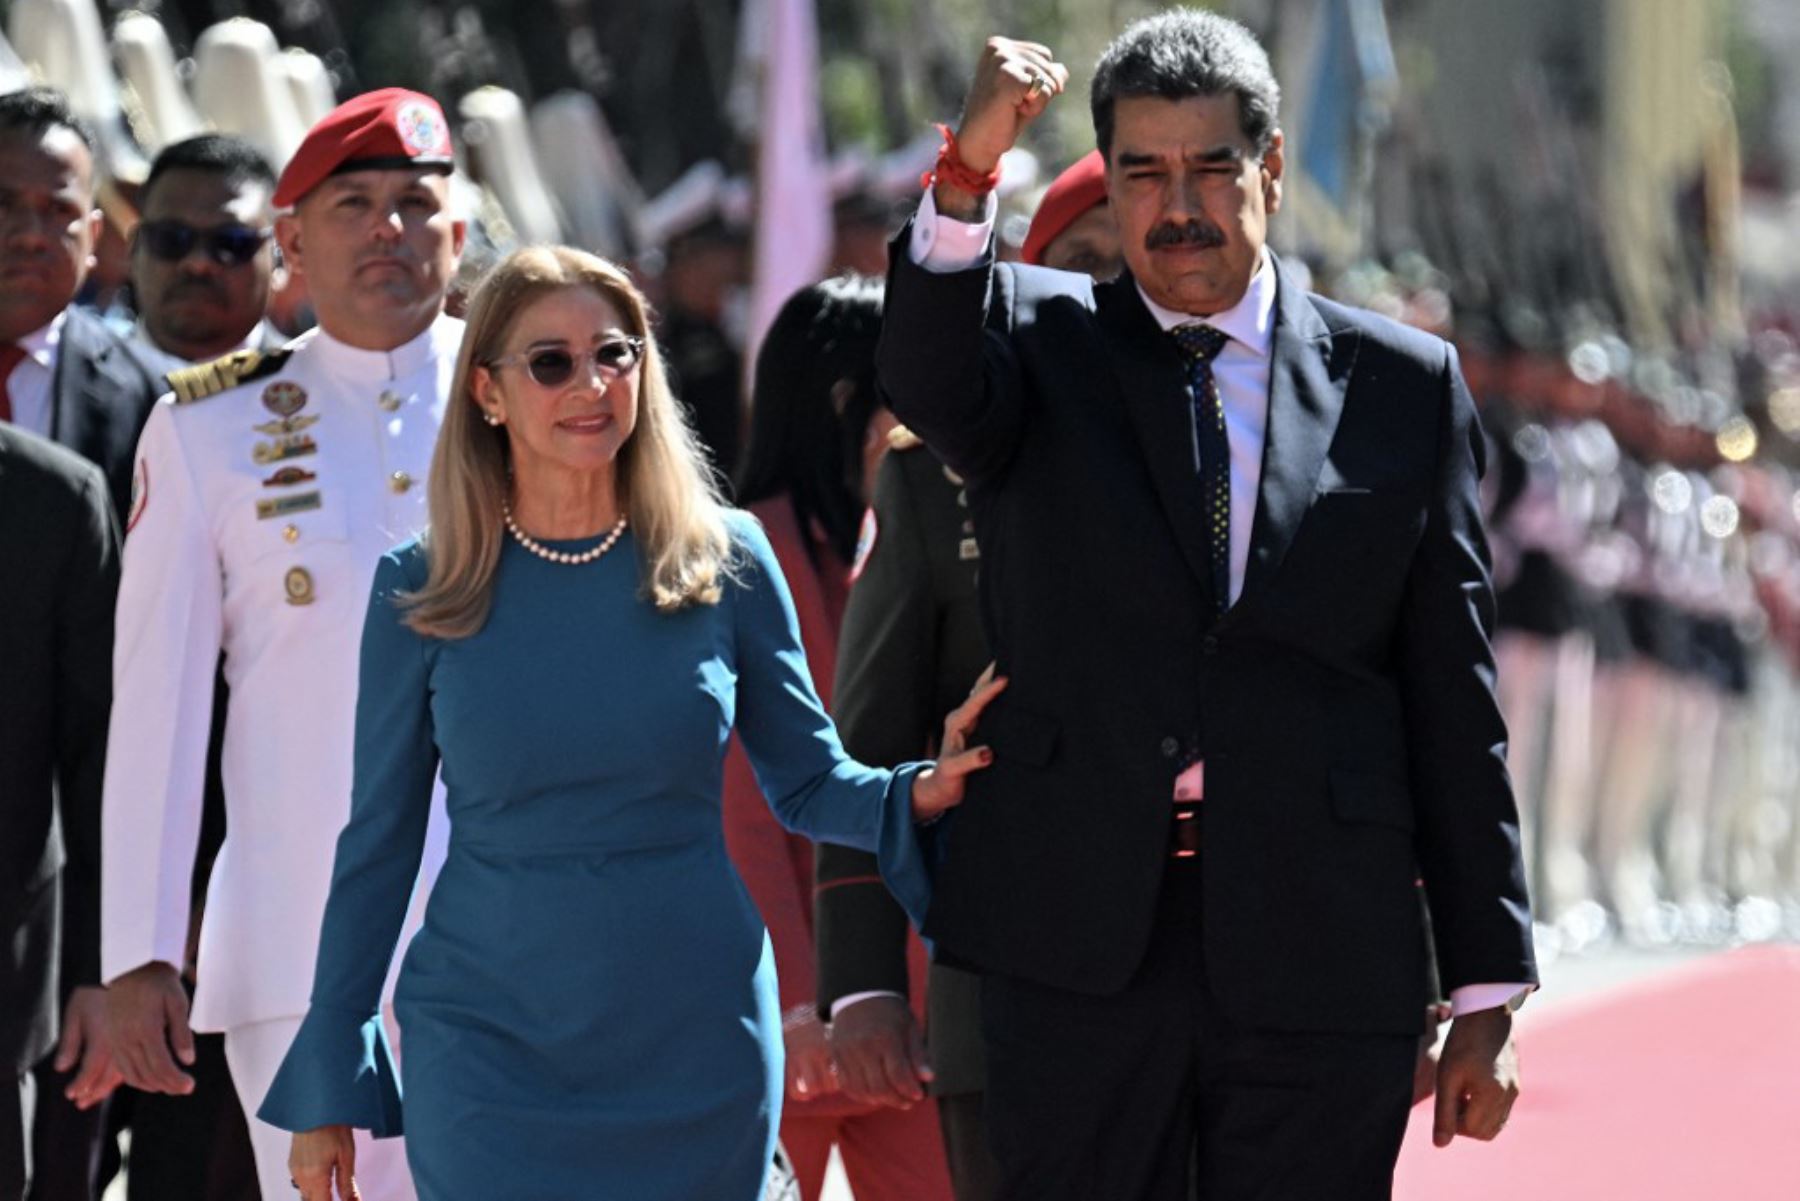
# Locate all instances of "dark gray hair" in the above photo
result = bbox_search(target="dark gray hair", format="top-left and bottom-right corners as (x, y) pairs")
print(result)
(1091, 8), (1281, 159)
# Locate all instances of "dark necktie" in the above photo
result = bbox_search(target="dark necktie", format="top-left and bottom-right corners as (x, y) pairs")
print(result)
(0, 343), (26, 424)
(1171, 323), (1231, 620)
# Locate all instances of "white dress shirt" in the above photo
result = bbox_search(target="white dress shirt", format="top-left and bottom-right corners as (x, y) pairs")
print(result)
(3, 311), (65, 437)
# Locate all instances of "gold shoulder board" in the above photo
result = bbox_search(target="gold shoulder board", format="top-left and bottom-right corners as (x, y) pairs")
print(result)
(886, 425), (925, 452)
(169, 346), (294, 405)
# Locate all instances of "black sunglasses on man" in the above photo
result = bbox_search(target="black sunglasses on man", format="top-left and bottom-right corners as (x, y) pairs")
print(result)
(135, 219), (272, 268)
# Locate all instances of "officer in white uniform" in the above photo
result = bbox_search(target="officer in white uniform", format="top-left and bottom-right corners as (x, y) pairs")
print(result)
(99, 88), (468, 1200)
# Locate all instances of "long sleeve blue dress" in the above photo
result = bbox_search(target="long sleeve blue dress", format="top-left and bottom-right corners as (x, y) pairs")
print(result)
(258, 512), (932, 1200)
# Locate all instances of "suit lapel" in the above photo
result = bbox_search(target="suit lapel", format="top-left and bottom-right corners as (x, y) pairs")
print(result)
(50, 310), (140, 457)
(1095, 276), (1217, 596)
(1236, 258), (1358, 613)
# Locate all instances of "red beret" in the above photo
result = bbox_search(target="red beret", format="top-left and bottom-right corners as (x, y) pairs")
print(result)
(273, 88), (455, 208)
(1021, 150), (1109, 267)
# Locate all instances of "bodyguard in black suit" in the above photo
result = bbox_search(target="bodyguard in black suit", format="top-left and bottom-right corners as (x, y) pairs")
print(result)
(878, 14), (1535, 1199)
(0, 426), (120, 1199)
(0, 87), (166, 1201)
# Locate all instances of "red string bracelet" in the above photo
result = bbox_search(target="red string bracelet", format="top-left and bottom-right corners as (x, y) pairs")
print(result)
(921, 123), (1003, 195)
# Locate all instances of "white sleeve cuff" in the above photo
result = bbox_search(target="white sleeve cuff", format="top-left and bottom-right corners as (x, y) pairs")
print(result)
(1449, 982), (1534, 1017)
(908, 187), (998, 274)
(828, 990), (905, 1020)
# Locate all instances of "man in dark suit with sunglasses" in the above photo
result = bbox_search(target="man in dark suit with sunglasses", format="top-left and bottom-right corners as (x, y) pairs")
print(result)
(129, 135), (281, 380)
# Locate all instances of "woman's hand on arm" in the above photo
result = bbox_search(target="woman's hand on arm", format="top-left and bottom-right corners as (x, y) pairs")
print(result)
(910, 671), (1007, 821)
(291, 1125), (358, 1201)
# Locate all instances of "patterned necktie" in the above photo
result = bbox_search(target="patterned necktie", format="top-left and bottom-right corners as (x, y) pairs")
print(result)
(1171, 323), (1231, 619)
(0, 343), (26, 424)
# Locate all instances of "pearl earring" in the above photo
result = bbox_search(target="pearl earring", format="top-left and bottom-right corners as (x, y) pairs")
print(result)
(482, 411), (502, 427)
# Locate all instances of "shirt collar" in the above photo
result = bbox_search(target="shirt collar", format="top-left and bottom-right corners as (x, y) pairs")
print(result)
(1135, 247), (1276, 358)
(307, 312), (458, 382)
(17, 310), (66, 370)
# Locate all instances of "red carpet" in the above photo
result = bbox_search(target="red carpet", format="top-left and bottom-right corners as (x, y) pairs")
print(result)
(1394, 945), (1800, 1201)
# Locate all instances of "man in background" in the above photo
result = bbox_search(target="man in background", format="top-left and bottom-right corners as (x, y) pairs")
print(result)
(129, 135), (279, 377)
(0, 87), (162, 517)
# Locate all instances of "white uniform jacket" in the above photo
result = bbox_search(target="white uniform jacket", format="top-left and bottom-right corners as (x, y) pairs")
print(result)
(100, 315), (461, 1032)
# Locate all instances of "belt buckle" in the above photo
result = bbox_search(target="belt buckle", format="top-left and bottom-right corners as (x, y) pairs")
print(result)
(1169, 804), (1201, 860)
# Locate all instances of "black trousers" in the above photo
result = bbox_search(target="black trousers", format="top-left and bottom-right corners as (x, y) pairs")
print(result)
(937, 1091), (1001, 1201)
(24, 1063), (111, 1201)
(979, 862), (1415, 1201)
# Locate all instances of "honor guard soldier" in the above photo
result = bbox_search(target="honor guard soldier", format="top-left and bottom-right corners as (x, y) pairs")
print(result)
(99, 88), (468, 1201)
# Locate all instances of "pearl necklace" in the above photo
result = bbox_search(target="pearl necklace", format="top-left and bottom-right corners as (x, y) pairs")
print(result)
(502, 503), (628, 565)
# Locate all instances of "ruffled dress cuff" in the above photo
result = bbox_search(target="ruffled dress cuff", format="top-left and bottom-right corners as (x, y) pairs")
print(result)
(256, 1005), (404, 1138)
(873, 762), (936, 934)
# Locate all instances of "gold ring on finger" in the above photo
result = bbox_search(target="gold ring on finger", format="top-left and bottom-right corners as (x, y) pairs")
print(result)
(1025, 71), (1047, 100)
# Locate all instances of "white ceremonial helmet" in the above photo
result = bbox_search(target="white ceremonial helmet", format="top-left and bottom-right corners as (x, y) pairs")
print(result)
(458, 86), (564, 247)
(636, 158), (727, 254)
(112, 11), (202, 152)
(529, 90), (644, 260)
(280, 48), (336, 128)
(8, 0), (149, 182)
(191, 18), (306, 169)
(8, 0), (113, 125)
(0, 28), (32, 95)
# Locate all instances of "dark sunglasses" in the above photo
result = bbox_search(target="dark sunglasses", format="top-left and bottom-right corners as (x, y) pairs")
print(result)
(136, 220), (272, 267)
(488, 336), (645, 388)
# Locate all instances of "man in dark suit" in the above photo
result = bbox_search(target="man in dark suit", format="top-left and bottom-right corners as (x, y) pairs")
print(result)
(0, 87), (163, 520)
(877, 13), (1536, 1199)
(0, 426), (120, 1200)
(0, 86), (166, 1201)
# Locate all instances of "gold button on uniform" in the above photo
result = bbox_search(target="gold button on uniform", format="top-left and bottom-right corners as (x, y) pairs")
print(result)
(283, 523), (300, 543)
(390, 470), (413, 493)
(378, 390), (403, 412)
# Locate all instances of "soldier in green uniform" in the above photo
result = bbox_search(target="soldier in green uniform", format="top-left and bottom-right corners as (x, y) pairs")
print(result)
(814, 156), (1123, 1201)
(816, 424), (995, 1199)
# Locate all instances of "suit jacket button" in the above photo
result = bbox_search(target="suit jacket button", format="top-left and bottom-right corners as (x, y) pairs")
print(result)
(1160, 736), (1180, 758)
(1202, 635), (1220, 656)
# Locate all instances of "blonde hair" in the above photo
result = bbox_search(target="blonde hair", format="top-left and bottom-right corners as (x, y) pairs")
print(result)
(403, 245), (735, 638)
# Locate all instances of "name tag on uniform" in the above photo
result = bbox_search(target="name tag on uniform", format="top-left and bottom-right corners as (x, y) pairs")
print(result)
(256, 491), (322, 520)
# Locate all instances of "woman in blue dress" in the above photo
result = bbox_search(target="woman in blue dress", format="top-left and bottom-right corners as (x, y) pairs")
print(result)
(258, 246), (1003, 1201)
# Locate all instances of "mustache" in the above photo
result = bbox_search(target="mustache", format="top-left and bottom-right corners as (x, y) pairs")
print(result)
(1145, 220), (1227, 251)
(357, 249), (418, 268)
(162, 276), (228, 303)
